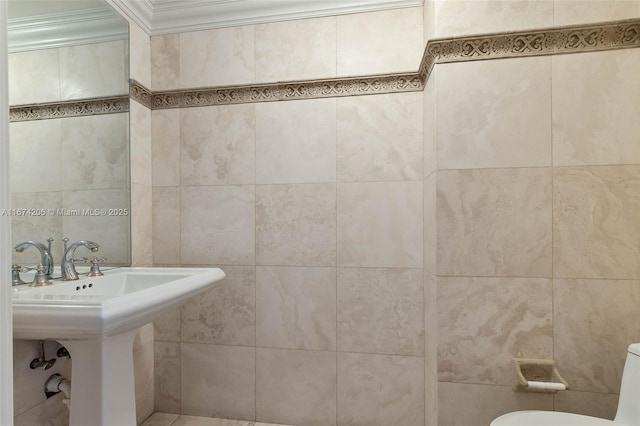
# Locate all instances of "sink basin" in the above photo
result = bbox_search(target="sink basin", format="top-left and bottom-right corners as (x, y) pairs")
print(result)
(11, 266), (225, 426)
(13, 267), (225, 340)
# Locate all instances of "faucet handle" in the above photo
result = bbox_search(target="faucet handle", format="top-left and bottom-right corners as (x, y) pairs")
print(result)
(87, 257), (106, 277)
(12, 263), (27, 286)
(29, 264), (52, 287)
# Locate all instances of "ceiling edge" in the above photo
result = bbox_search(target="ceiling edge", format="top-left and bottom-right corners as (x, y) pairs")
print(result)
(107, 0), (154, 34)
(8, 8), (128, 53)
(110, 0), (423, 36)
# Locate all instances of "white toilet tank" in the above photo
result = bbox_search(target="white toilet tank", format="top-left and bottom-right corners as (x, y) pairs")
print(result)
(613, 343), (640, 425)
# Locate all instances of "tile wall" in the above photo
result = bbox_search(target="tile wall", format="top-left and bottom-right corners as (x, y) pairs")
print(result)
(151, 8), (427, 426)
(429, 1), (640, 424)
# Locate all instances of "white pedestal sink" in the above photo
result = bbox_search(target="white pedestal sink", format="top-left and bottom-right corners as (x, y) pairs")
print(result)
(13, 267), (226, 426)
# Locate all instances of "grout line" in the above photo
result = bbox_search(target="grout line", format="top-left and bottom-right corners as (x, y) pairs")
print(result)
(176, 340), (425, 359)
(549, 51), (556, 414)
(334, 87), (339, 426)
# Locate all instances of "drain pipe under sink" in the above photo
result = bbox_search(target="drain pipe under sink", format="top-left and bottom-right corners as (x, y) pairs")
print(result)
(45, 374), (71, 409)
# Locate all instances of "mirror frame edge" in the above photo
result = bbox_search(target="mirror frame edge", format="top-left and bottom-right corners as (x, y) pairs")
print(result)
(0, 0), (14, 423)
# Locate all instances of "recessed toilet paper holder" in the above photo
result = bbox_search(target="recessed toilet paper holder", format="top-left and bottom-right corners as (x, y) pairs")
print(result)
(513, 358), (569, 393)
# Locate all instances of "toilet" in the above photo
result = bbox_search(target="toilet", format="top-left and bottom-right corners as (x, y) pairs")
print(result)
(491, 343), (640, 426)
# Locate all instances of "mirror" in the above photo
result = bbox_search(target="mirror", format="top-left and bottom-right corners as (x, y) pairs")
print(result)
(7, 0), (130, 268)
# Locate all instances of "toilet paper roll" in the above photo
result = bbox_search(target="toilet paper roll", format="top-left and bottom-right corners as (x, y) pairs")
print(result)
(526, 381), (566, 391)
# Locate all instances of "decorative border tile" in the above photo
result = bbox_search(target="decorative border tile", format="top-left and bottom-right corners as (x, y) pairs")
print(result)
(151, 18), (640, 109)
(130, 79), (152, 108)
(151, 73), (423, 109)
(9, 96), (130, 122)
(421, 17), (640, 68)
(9, 17), (640, 120)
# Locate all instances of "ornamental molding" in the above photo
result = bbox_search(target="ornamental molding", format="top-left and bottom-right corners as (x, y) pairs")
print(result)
(9, 96), (130, 122)
(151, 73), (423, 110)
(8, 17), (640, 119)
(130, 80), (153, 108)
(148, 17), (640, 109)
(420, 17), (640, 69)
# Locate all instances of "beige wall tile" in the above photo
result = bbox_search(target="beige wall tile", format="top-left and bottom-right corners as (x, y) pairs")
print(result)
(554, 390), (618, 420)
(424, 173), (437, 275)
(152, 109), (181, 187)
(151, 34), (180, 91)
(154, 308), (181, 342)
(437, 168), (552, 277)
(425, 365), (438, 426)
(256, 266), (336, 351)
(438, 383), (553, 426)
(554, 278), (640, 393)
(60, 114), (128, 190)
(424, 0), (437, 41)
(14, 393), (68, 426)
(337, 8), (423, 76)
(255, 17), (336, 83)
(337, 268), (424, 356)
(131, 104), (152, 187)
(180, 26), (254, 88)
(256, 184), (336, 266)
(131, 185), (153, 266)
(337, 92), (423, 182)
(11, 192), (63, 264)
(436, 57), (552, 170)
(182, 265), (256, 346)
(425, 273), (438, 374)
(10, 119), (62, 193)
(424, 68), (437, 178)
(181, 185), (255, 265)
(181, 104), (255, 186)
(152, 186), (181, 265)
(256, 99), (336, 184)
(338, 352), (424, 426)
(59, 40), (128, 100)
(438, 277), (553, 385)
(9, 49), (60, 105)
(61, 189), (130, 264)
(182, 343), (255, 420)
(134, 342), (155, 424)
(554, 0), (640, 26)
(134, 323), (154, 351)
(155, 341), (181, 414)
(553, 166), (640, 279)
(337, 181), (423, 268)
(435, 0), (553, 37)
(256, 348), (336, 426)
(552, 49), (640, 166)
(130, 22), (151, 90)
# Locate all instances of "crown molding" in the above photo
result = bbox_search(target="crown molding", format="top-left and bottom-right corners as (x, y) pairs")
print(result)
(7, 8), (128, 53)
(110, 0), (422, 35)
(106, 0), (153, 35)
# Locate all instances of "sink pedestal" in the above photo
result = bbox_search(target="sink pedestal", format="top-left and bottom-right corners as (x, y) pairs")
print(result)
(60, 329), (138, 426)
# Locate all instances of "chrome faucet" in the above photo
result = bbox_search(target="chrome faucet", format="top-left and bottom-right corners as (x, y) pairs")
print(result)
(14, 241), (54, 280)
(61, 239), (100, 281)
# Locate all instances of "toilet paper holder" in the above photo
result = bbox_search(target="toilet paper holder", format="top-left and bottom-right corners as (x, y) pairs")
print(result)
(513, 358), (569, 393)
